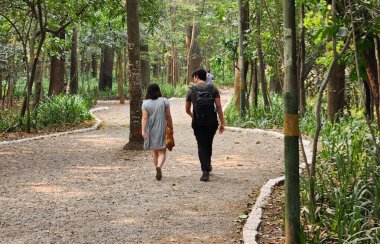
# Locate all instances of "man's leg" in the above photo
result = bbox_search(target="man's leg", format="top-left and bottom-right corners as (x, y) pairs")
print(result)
(205, 124), (218, 172)
(192, 124), (210, 172)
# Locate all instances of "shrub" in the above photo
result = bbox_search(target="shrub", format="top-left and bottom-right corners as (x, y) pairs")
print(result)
(225, 92), (283, 129)
(0, 94), (93, 133)
(0, 108), (25, 132)
(34, 95), (92, 128)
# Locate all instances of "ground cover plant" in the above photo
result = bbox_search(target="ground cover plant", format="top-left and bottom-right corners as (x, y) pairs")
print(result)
(225, 94), (380, 242)
(0, 94), (93, 133)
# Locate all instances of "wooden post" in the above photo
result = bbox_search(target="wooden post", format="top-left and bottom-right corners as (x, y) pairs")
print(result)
(283, 0), (300, 242)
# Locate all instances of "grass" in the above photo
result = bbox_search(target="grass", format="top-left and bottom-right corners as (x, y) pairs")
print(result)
(225, 92), (380, 242)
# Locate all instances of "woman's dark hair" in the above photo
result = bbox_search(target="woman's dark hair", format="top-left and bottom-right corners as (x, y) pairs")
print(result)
(145, 83), (162, 100)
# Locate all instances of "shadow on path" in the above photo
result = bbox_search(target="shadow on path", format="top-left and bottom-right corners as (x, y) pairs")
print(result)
(0, 90), (284, 243)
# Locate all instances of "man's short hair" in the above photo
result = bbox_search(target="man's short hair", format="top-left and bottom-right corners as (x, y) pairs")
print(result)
(192, 69), (207, 81)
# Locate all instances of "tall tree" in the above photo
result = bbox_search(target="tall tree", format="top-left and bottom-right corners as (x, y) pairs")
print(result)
(327, 1), (345, 122)
(168, 5), (179, 85)
(238, 0), (247, 114)
(251, 59), (258, 108)
(256, 9), (270, 108)
(99, 45), (114, 91)
(124, 0), (143, 150)
(186, 18), (202, 83)
(298, 3), (306, 115)
(234, 0), (249, 111)
(283, 0), (300, 242)
(141, 40), (150, 89)
(363, 37), (380, 129)
(33, 53), (45, 108)
(70, 26), (78, 94)
(117, 50), (125, 104)
(49, 30), (66, 95)
(91, 53), (97, 78)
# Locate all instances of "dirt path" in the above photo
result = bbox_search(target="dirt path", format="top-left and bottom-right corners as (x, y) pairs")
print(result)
(0, 90), (284, 243)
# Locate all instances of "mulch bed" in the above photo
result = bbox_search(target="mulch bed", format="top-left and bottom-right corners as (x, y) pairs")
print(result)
(0, 119), (96, 142)
(256, 183), (285, 243)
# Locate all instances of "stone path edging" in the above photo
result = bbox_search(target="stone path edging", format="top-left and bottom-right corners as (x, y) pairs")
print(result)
(0, 107), (109, 147)
(97, 100), (129, 104)
(225, 127), (312, 244)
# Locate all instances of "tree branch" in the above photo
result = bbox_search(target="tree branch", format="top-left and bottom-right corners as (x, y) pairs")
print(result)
(45, 3), (90, 35)
(0, 13), (25, 46)
(311, 29), (353, 178)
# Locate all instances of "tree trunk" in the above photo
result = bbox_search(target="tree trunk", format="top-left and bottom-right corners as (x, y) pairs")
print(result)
(167, 54), (173, 84)
(251, 59), (258, 108)
(117, 50), (125, 104)
(48, 30), (65, 96)
(363, 37), (380, 129)
(123, 47), (128, 87)
(270, 75), (282, 93)
(375, 37), (380, 122)
(99, 46), (114, 91)
(7, 75), (14, 108)
(173, 47), (179, 85)
(283, 0), (300, 241)
(256, 11), (270, 108)
(91, 53), (98, 79)
(70, 26), (79, 94)
(80, 47), (86, 93)
(363, 78), (373, 120)
(141, 42), (150, 89)
(169, 6), (179, 85)
(153, 61), (159, 79)
(327, 1), (346, 123)
(186, 21), (202, 84)
(327, 62), (345, 122)
(49, 30), (66, 96)
(237, 0), (249, 114)
(33, 53), (46, 108)
(0, 72), (2, 103)
(298, 4), (306, 115)
(124, 0), (143, 150)
(233, 65), (241, 109)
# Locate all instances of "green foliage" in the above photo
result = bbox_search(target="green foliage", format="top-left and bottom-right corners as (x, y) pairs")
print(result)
(174, 84), (188, 97)
(0, 108), (23, 132)
(155, 82), (186, 98)
(225, 92), (283, 129)
(35, 95), (92, 128)
(0, 94), (93, 133)
(159, 82), (175, 98)
(301, 117), (380, 242)
(226, 91), (380, 242)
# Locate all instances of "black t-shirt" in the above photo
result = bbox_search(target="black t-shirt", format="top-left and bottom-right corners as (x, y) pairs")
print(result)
(186, 82), (220, 114)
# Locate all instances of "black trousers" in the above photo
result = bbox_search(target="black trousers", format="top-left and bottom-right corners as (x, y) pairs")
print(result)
(192, 122), (218, 172)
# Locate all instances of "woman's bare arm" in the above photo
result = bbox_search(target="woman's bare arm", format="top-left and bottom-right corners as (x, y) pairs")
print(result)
(141, 109), (148, 138)
(165, 106), (173, 129)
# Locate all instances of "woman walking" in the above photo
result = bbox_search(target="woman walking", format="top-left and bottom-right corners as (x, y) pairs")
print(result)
(142, 83), (173, 180)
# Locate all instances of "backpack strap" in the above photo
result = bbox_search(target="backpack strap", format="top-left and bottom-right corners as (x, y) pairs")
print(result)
(190, 84), (214, 98)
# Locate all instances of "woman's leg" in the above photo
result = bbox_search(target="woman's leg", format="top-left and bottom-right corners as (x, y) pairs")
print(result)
(157, 148), (167, 168)
(152, 150), (159, 167)
(153, 148), (166, 180)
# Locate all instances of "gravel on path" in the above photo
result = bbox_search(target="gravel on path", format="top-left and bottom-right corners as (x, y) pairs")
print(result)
(0, 90), (284, 243)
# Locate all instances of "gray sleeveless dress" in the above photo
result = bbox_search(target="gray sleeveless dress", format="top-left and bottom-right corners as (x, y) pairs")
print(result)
(142, 97), (170, 150)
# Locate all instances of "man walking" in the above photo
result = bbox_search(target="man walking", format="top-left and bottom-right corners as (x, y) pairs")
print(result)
(206, 69), (215, 84)
(186, 69), (225, 181)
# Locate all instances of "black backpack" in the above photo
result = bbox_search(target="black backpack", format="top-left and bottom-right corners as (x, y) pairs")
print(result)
(191, 84), (217, 126)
